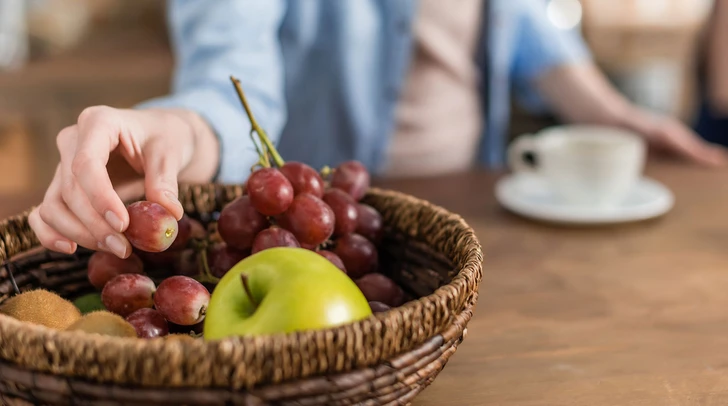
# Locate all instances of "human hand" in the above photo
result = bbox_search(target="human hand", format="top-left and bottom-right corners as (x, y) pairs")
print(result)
(625, 108), (728, 167)
(28, 106), (219, 259)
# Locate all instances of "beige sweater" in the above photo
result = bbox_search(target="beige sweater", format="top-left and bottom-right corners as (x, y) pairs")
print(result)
(384, 0), (485, 178)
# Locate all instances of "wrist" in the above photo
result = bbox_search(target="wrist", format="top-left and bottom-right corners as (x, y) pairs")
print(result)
(611, 105), (659, 140)
(181, 110), (221, 183)
(158, 109), (220, 184)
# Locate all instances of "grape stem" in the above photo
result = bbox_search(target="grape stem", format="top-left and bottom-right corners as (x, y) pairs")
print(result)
(196, 247), (221, 285)
(230, 76), (285, 168)
(240, 273), (258, 309)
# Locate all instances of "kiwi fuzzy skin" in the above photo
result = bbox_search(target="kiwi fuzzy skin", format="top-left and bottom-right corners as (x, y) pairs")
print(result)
(0, 289), (82, 330)
(65, 311), (138, 338)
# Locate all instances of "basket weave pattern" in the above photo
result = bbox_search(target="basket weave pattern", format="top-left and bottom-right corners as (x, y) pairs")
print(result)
(0, 185), (483, 405)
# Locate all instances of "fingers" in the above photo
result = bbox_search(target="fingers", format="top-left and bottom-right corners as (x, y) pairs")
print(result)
(74, 106), (129, 232)
(57, 126), (131, 258)
(142, 138), (185, 220)
(29, 207), (77, 254)
(36, 165), (97, 251)
(29, 106), (192, 259)
(661, 123), (728, 168)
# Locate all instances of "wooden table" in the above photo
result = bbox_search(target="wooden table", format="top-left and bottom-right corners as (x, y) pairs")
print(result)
(376, 161), (728, 406)
(1, 160), (727, 405)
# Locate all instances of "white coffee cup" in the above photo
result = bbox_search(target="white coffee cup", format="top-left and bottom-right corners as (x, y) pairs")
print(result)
(507, 125), (647, 207)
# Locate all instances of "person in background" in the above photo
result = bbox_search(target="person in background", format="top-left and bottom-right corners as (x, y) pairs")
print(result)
(29, 0), (726, 259)
(694, 0), (728, 146)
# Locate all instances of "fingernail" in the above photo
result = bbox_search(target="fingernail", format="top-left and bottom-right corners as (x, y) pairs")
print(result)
(105, 235), (127, 258)
(164, 190), (184, 213)
(54, 240), (74, 254)
(105, 211), (123, 232)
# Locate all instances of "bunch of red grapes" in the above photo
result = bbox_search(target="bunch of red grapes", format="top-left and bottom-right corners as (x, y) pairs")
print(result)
(215, 160), (403, 311)
(84, 160), (405, 339)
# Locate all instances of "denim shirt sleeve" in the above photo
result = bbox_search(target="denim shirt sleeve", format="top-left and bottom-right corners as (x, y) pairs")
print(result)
(510, 0), (592, 112)
(137, 0), (287, 183)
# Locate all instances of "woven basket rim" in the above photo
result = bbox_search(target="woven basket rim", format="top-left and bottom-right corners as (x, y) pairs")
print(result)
(0, 186), (483, 389)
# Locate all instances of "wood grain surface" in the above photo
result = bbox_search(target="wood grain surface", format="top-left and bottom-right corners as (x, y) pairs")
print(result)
(0, 160), (725, 405)
(376, 161), (728, 406)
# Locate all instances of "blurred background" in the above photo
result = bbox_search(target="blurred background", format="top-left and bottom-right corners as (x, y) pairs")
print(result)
(0, 0), (717, 212)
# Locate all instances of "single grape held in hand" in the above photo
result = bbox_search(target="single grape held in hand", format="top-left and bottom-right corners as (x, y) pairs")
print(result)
(125, 201), (179, 253)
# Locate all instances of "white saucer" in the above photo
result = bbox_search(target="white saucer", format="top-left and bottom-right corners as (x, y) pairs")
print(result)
(494, 174), (675, 225)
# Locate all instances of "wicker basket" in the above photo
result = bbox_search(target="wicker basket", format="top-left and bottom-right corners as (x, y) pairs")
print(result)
(0, 184), (483, 406)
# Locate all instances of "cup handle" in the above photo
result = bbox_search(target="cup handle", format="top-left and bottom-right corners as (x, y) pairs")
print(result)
(507, 134), (539, 174)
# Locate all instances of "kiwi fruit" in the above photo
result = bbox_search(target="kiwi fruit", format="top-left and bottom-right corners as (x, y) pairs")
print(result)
(65, 311), (138, 338)
(0, 289), (82, 330)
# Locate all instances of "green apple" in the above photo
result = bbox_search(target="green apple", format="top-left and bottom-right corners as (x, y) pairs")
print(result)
(204, 247), (372, 340)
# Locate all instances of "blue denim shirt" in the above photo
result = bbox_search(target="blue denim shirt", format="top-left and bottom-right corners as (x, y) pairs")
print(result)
(140, 0), (591, 183)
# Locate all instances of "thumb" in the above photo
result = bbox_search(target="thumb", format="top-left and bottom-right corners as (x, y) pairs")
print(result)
(142, 138), (185, 220)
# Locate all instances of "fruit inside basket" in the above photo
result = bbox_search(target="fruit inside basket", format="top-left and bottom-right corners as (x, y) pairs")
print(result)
(0, 78), (482, 405)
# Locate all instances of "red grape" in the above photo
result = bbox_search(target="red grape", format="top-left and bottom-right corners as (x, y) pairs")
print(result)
(355, 273), (404, 307)
(169, 215), (191, 250)
(278, 193), (335, 246)
(188, 218), (206, 240)
(369, 301), (392, 313)
(331, 161), (370, 201)
(87, 251), (144, 289)
(356, 204), (384, 244)
(207, 243), (249, 278)
(247, 168), (294, 216)
(154, 276), (210, 326)
(173, 249), (199, 278)
(280, 162), (325, 198)
(323, 189), (359, 236)
(101, 273), (156, 317)
(333, 233), (378, 278)
(318, 250), (347, 273)
(126, 308), (169, 339)
(217, 196), (267, 251)
(169, 215), (201, 251)
(125, 201), (179, 252)
(252, 227), (300, 254)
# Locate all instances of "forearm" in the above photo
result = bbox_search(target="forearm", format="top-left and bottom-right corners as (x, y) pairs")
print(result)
(535, 63), (634, 127)
(534, 62), (663, 138)
(138, 0), (287, 183)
